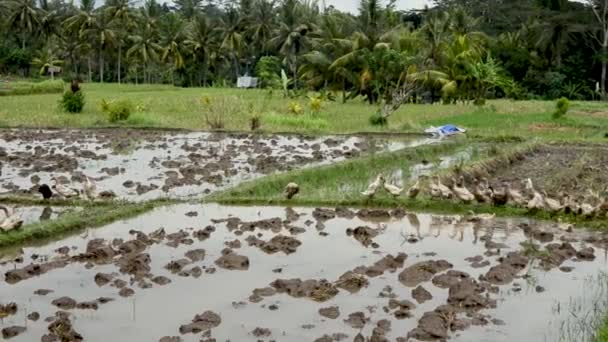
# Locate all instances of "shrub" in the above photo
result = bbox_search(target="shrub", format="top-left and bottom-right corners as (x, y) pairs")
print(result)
(0, 80), (64, 96)
(287, 101), (303, 115)
(369, 112), (387, 126)
(553, 97), (570, 119)
(308, 96), (323, 115)
(100, 99), (134, 122)
(255, 56), (282, 89)
(60, 90), (85, 113)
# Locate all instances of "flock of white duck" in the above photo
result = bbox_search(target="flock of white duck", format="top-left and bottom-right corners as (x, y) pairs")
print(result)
(357, 173), (608, 219)
(1, 175), (113, 233)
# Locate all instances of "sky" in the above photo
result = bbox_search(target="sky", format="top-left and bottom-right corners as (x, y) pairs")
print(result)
(323, 0), (433, 13)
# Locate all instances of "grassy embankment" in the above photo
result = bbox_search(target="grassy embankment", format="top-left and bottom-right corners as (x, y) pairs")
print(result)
(0, 83), (606, 141)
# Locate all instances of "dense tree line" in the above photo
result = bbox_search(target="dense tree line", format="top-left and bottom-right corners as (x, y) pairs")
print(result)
(1, 0), (607, 102)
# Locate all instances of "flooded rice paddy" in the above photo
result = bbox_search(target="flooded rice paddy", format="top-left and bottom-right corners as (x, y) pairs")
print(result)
(0, 129), (430, 201)
(1, 204), (607, 341)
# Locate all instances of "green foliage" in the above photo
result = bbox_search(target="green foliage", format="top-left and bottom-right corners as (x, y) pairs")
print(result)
(369, 112), (388, 126)
(101, 98), (134, 122)
(287, 101), (303, 115)
(281, 69), (292, 98)
(553, 97), (570, 119)
(308, 96), (323, 115)
(255, 56), (281, 89)
(60, 90), (85, 113)
(199, 95), (245, 130)
(0, 80), (64, 96)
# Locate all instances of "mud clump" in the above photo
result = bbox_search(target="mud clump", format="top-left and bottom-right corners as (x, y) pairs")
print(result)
(119, 287), (135, 297)
(51, 297), (77, 310)
(252, 327), (271, 337)
(356, 209), (391, 219)
(2, 326), (26, 339)
(34, 289), (54, 296)
(335, 271), (369, 293)
(185, 248), (205, 262)
(432, 270), (471, 289)
(44, 312), (83, 341)
(358, 253), (407, 277)
(76, 301), (99, 310)
(117, 252), (151, 279)
(398, 260), (453, 287)
(214, 250), (249, 270)
(0, 303), (17, 317)
(179, 311), (222, 334)
(412, 286), (433, 304)
(5, 259), (68, 284)
(319, 306), (340, 319)
(576, 247), (595, 261)
(159, 337), (181, 342)
(165, 259), (191, 273)
(448, 278), (496, 311)
(94, 272), (114, 286)
(225, 239), (241, 249)
(245, 235), (302, 255)
(344, 312), (369, 329)
(152, 276), (172, 286)
(28, 312), (40, 321)
(346, 226), (380, 247)
(407, 311), (449, 341)
(270, 278), (339, 302)
(482, 252), (528, 285)
(313, 208), (336, 221)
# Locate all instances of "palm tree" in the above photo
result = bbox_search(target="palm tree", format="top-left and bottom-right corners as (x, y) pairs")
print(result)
(248, 0), (277, 56)
(5, 0), (43, 49)
(81, 11), (116, 82)
(173, 0), (201, 19)
(270, 0), (317, 87)
(106, 0), (136, 84)
(32, 44), (63, 79)
(186, 14), (219, 86)
(219, 8), (244, 80)
(64, 0), (97, 81)
(127, 18), (161, 83)
(159, 12), (187, 83)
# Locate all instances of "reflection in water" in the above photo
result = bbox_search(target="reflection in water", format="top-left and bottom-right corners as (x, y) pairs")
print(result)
(39, 206), (52, 221)
(0, 204), (606, 342)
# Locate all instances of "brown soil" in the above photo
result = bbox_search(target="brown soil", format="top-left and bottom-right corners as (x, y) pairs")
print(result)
(179, 311), (221, 334)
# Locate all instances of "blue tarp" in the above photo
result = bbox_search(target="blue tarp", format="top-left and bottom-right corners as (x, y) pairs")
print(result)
(424, 124), (466, 137)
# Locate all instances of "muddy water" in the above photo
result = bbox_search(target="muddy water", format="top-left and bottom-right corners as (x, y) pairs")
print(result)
(0, 204), (606, 341)
(0, 130), (431, 201)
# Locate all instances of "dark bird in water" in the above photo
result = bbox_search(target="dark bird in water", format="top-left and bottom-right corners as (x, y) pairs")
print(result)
(38, 184), (53, 200)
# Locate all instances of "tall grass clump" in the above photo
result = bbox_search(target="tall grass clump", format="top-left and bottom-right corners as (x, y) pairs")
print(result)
(200, 95), (245, 130)
(553, 97), (570, 118)
(0, 80), (64, 96)
(100, 98), (134, 122)
(60, 81), (85, 113)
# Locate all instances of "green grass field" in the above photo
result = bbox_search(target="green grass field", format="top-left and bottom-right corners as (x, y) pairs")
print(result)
(599, 317), (608, 342)
(0, 83), (607, 141)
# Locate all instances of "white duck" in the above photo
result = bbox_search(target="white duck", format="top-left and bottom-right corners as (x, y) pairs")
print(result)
(0, 206), (24, 232)
(432, 176), (453, 200)
(406, 179), (421, 199)
(52, 177), (80, 199)
(383, 181), (403, 198)
(525, 179), (545, 211)
(542, 191), (563, 213)
(451, 176), (475, 203)
(83, 176), (98, 200)
(361, 174), (384, 199)
(506, 182), (527, 207)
